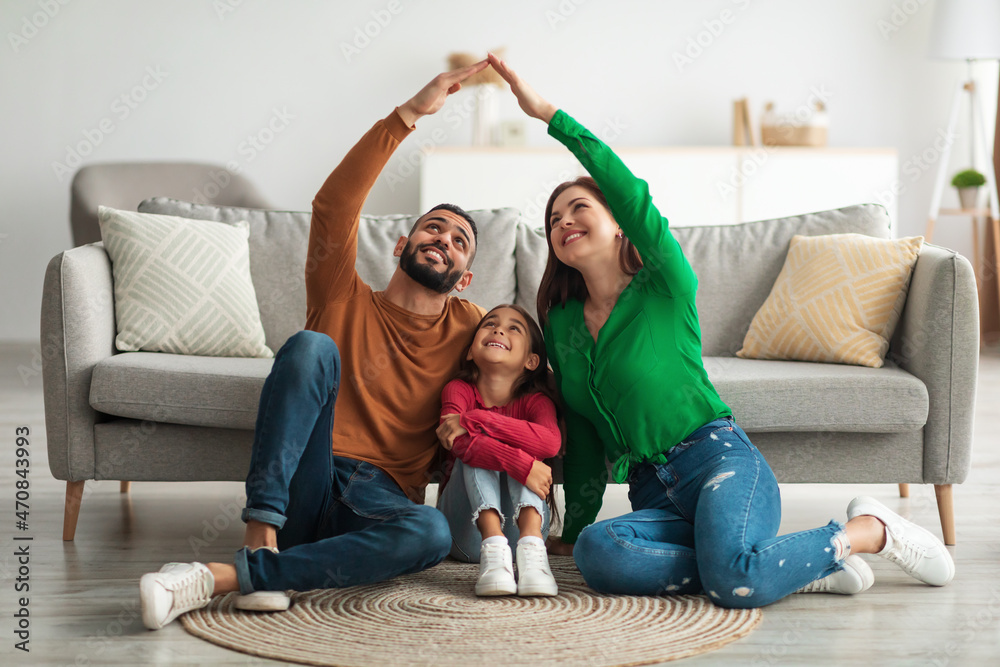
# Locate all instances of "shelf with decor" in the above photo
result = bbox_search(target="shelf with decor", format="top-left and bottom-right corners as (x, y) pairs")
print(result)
(420, 147), (899, 231)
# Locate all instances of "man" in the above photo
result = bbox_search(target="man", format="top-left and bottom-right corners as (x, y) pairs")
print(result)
(140, 59), (491, 630)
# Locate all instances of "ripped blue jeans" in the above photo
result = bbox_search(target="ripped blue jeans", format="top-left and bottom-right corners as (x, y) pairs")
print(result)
(573, 416), (847, 609)
(437, 459), (550, 562)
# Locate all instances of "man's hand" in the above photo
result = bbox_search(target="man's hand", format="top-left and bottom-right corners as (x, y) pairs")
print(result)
(436, 413), (468, 451)
(397, 59), (489, 127)
(525, 459), (553, 499)
(487, 52), (557, 124)
(546, 534), (574, 556)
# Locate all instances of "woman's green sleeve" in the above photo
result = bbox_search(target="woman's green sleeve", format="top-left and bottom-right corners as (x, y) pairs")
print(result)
(547, 109), (697, 297)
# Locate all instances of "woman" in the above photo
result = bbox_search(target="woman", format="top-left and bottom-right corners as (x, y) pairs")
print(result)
(486, 52), (954, 608)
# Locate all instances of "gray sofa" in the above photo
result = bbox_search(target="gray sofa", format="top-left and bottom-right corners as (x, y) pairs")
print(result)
(69, 162), (274, 247)
(41, 200), (978, 544)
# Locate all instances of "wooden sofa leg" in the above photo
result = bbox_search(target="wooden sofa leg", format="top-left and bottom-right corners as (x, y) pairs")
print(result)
(898, 483), (910, 498)
(63, 480), (85, 541)
(120, 481), (131, 494)
(934, 484), (956, 546)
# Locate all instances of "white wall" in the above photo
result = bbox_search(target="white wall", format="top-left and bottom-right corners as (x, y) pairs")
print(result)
(2, 0), (997, 342)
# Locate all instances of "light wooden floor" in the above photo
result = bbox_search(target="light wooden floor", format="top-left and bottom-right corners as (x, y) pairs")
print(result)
(1, 341), (998, 666)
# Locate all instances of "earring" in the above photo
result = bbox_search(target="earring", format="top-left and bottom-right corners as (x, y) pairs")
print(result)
(616, 230), (623, 239)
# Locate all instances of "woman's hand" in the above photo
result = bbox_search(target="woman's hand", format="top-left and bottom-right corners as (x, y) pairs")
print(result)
(525, 459), (553, 499)
(546, 534), (574, 556)
(397, 59), (489, 127)
(487, 52), (557, 124)
(436, 413), (468, 451)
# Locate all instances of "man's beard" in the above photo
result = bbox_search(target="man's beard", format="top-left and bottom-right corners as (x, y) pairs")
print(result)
(398, 241), (465, 294)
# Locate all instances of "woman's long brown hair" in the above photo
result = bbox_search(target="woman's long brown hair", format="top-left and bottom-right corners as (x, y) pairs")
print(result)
(535, 176), (643, 328)
(455, 304), (563, 525)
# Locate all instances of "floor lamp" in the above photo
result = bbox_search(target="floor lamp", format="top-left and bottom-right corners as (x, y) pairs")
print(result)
(925, 0), (1000, 340)
(907, 0), (1000, 507)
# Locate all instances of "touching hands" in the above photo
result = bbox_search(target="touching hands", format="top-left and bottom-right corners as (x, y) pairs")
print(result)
(487, 52), (557, 124)
(525, 459), (553, 499)
(436, 413), (468, 451)
(398, 59), (489, 127)
(397, 54), (555, 128)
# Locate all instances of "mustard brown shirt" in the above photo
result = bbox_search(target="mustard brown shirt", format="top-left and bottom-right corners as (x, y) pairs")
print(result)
(305, 109), (485, 503)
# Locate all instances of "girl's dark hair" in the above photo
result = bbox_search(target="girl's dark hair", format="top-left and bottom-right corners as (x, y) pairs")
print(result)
(456, 303), (563, 523)
(456, 304), (560, 412)
(535, 176), (643, 327)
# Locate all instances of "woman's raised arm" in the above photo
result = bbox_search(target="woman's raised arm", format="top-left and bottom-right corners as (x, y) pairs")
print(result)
(488, 52), (557, 124)
(490, 54), (696, 298)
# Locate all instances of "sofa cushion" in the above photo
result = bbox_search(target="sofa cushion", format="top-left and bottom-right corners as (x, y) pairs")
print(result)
(736, 233), (923, 368)
(90, 352), (271, 429)
(673, 203), (893, 357)
(137, 198), (521, 350)
(514, 220), (548, 318)
(90, 350), (928, 434)
(704, 356), (928, 432)
(97, 206), (273, 358)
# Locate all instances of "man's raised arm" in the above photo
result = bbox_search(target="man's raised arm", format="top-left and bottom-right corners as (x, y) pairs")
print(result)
(306, 59), (489, 306)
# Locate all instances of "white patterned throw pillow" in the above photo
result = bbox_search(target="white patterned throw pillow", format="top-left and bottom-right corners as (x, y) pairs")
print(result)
(98, 206), (273, 358)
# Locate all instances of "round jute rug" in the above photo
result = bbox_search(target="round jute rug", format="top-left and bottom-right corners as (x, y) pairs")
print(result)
(181, 556), (761, 666)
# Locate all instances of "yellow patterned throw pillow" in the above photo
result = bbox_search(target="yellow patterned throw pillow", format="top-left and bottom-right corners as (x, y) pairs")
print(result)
(736, 233), (924, 368)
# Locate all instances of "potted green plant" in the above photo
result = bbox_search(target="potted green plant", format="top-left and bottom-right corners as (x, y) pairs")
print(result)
(951, 168), (986, 210)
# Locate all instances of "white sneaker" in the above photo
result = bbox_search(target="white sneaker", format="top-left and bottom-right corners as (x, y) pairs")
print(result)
(847, 496), (955, 586)
(515, 541), (558, 597)
(234, 546), (291, 611)
(476, 542), (517, 596)
(795, 555), (875, 594)
(140, 562), (214, 630)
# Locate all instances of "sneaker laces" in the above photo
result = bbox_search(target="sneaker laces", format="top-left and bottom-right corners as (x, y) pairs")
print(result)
(481, 544), (511, 572)
(797, 575), (832, 594)
(167, 567), (212, 612)
(520, 544), (550, 572)
(884, 529), (926, 574)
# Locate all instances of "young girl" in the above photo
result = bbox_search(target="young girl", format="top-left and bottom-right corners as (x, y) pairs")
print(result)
(436, 304), (563, 596)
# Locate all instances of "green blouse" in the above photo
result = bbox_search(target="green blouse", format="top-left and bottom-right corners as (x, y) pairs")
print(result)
(543, 109), (732, 544)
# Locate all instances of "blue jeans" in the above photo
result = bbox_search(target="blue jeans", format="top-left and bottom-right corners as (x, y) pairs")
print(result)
(437, 459), (551, 562)
(234, 330), (451, 595)
(573, 416), (847, 609)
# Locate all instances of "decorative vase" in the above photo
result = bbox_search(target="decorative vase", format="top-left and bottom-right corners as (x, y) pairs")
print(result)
(957, 186), (980, 210)
(471, 84), (498, 146)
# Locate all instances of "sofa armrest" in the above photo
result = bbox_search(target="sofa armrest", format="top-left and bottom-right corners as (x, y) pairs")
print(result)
(888, 243), (979, 485)
(41, 244), (117, 481)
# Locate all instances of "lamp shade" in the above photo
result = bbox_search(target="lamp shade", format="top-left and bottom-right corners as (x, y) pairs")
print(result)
(929, 0), (1000, 60)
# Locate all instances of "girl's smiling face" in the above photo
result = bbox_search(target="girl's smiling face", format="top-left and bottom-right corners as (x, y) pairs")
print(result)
(468, 306), (540, 374)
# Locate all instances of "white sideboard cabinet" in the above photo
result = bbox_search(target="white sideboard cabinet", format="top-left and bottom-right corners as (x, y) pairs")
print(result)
(420, 147), (898, 231)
